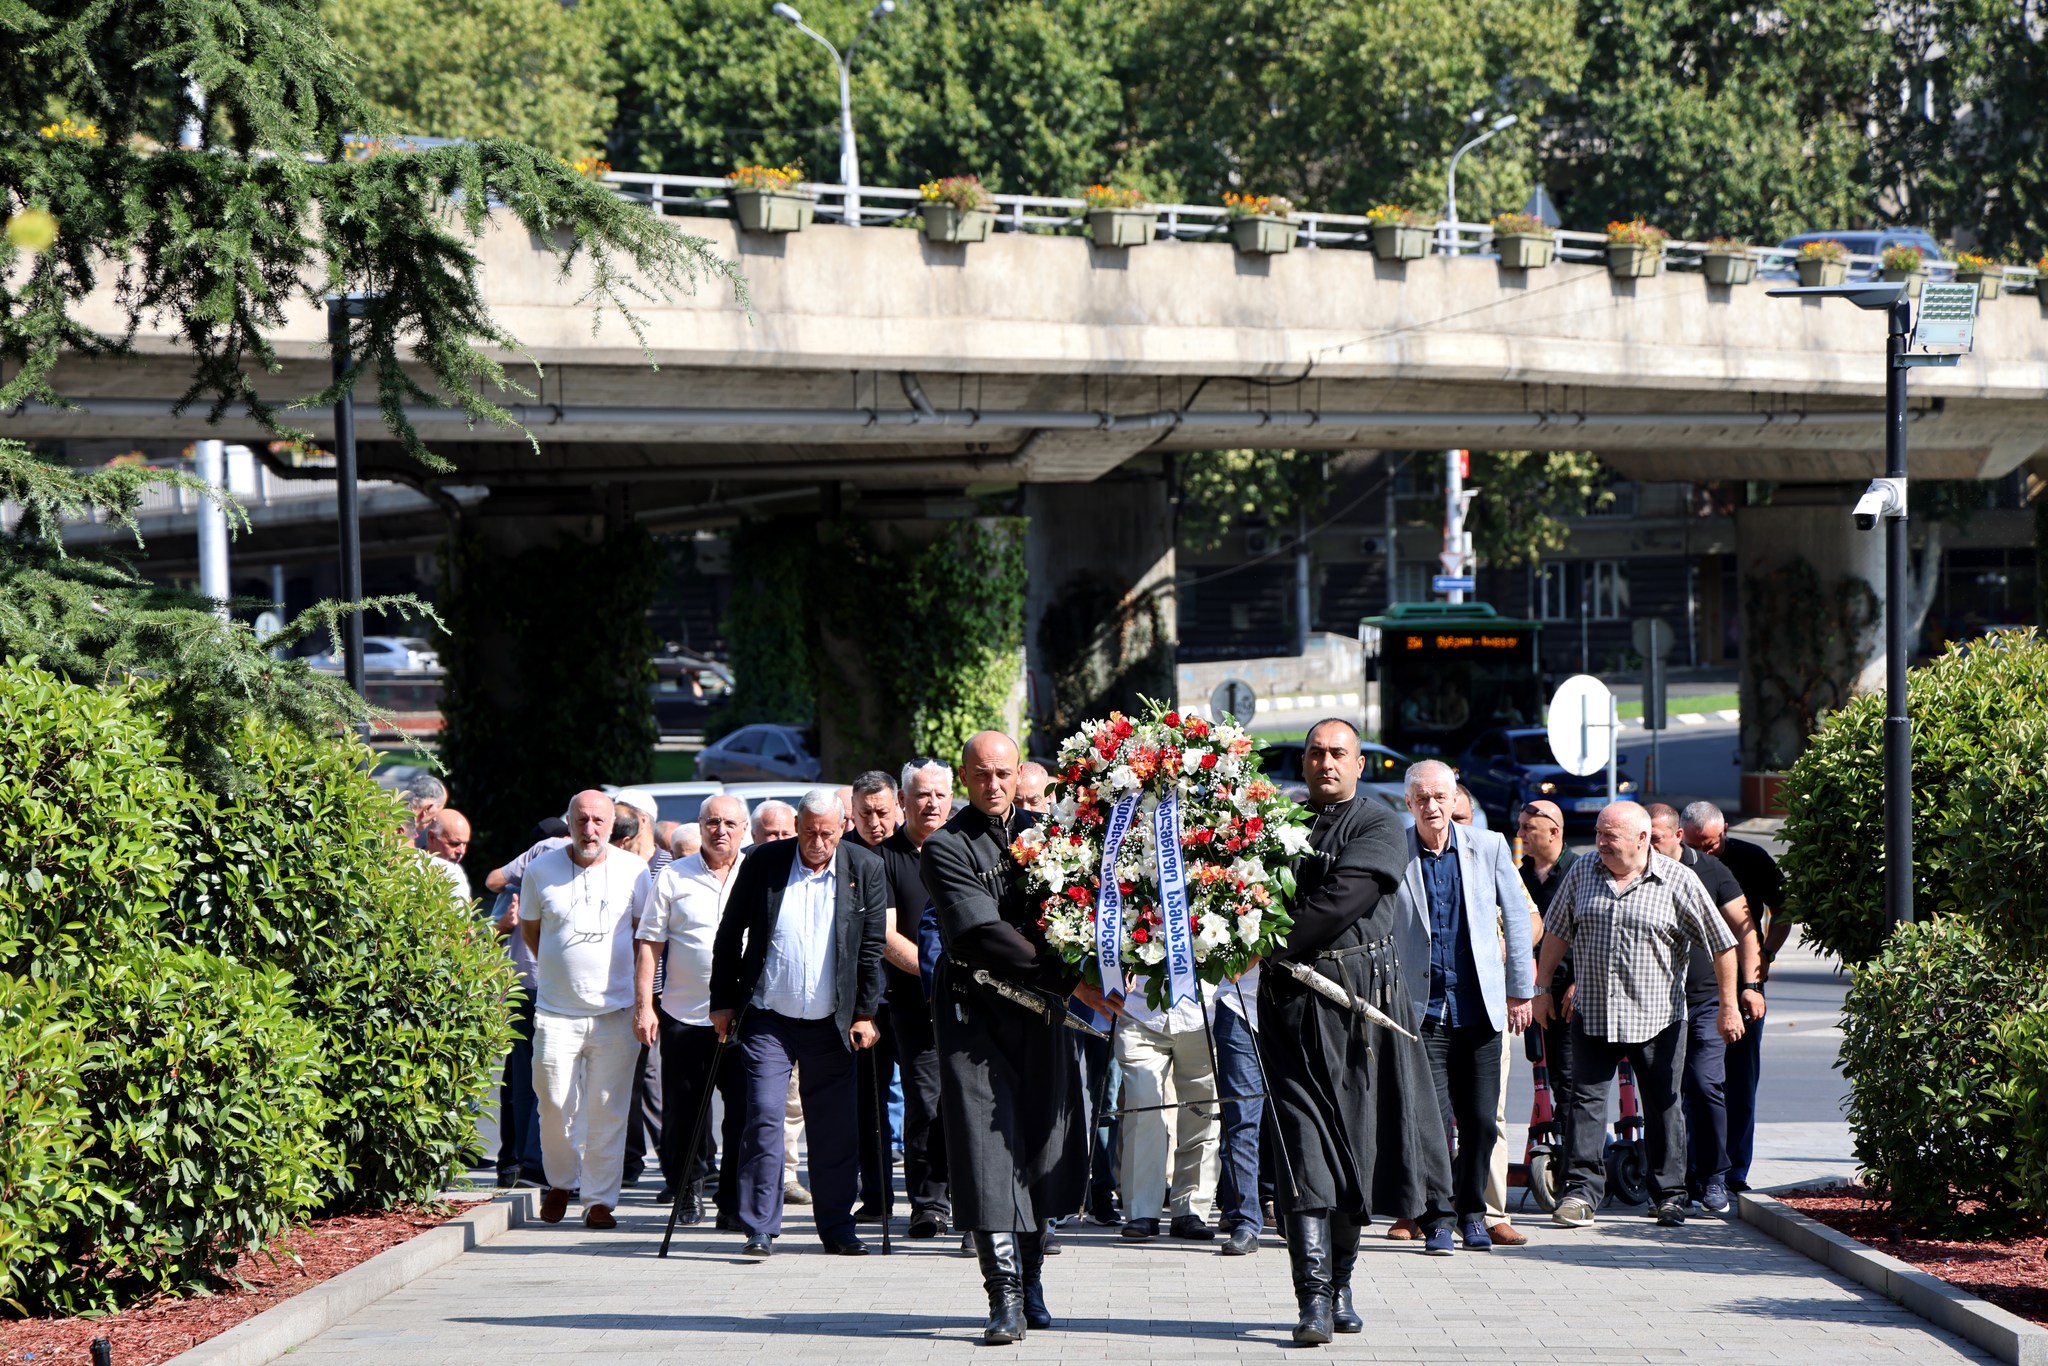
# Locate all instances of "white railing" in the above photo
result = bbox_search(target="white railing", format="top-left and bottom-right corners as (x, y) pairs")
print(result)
(604, 170), (2044, 290)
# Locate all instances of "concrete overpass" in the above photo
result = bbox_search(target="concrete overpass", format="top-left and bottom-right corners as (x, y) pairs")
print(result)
(12, 179), (2045, 797)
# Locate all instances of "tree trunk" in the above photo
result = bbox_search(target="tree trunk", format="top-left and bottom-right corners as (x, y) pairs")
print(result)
(1905, 521), (1945, 651)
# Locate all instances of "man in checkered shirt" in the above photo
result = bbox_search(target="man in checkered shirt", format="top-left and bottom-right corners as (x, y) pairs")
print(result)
(1530, 802), (1743, 1228)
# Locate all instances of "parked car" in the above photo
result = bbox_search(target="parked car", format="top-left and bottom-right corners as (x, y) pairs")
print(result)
(605, 781), (724, 827)
(694, 723), (824, 783)
(309, 634), (441, 672)
(1456, 726), (1636, 829)
(1770, 228), (1944, 279)
(1258, 737), (1412, 813)
(651, 650), (733, 736)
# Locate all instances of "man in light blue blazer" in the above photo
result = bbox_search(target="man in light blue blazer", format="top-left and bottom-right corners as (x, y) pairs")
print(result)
(1393, 759), (1535, 1253)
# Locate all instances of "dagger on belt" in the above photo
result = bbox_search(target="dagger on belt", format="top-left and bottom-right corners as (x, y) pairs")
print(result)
(1274, 958), (1419, 1041)
(971, 969), (1111, 1039)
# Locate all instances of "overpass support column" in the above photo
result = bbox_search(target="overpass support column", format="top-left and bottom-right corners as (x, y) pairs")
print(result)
(1024, 469), (1177, 753)
(1733, 485), (1885, 815)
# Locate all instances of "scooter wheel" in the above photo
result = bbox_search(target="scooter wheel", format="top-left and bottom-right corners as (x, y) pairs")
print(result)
(1606, 1140), (1650, 1206)
(1527, 1150), (1561, 1213)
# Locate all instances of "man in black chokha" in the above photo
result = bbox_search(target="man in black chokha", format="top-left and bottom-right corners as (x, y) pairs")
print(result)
(921, 729), (1120, 1346)
(1260, 718), (1454, 1345)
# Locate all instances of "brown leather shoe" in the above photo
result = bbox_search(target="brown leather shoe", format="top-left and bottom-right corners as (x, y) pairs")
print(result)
(1487, 1221), (1529, 1247)
(1385, 1217), (1418, 1241)
(584, 1203), (617, 1230)
(539, 1187), (570, 1223)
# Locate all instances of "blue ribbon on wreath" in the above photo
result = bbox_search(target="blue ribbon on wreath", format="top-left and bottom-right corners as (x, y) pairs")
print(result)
(1093, 793), (1141, 1004)
(1154, 791), (1198, 1008)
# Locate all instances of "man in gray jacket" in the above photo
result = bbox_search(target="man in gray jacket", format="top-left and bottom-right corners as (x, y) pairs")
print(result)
(1394, 760), (1535, 1252)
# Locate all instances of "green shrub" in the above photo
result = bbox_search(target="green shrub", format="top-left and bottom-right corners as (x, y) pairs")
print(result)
(1839, 917), (2048, 1233)
(0, 660), (188, 978)
(1781, 629), (2048, 965)
(169, 721), (515, 1210)
(0, 975), (108, 1315)
(1998, 1004), (2048, 1222)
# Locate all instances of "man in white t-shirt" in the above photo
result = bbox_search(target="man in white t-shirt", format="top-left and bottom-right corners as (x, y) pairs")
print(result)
(420, 809), (473, 905)
(634, 793), (747, 1225)
(519, 790), (650, 1230)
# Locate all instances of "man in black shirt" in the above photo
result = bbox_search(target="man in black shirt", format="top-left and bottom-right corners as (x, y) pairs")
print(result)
(1517, 799), (1578, 1113)
(846, 771), (902, 1221)
(1649, 805), (1765, 1212)
(876, 759), (956, 1238)
(1681, 801), (1786, 1192)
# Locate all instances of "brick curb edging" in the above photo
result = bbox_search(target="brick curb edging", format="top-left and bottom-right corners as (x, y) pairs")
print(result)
(162, 1188), (537, 1366)
(1739, 1190), (2048, 1365)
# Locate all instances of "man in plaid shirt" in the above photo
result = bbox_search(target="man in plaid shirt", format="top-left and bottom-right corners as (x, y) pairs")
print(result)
(1530, 802), (1743, 1228)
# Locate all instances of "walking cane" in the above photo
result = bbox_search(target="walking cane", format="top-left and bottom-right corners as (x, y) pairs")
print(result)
(868, 1043), (892, 1254)
(659, 1011), (744, 1259)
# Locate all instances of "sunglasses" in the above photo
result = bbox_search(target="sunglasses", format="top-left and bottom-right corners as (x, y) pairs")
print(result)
(1519, 803), (1561, 825)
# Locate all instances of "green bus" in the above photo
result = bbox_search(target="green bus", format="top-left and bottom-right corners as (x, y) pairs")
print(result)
(1361, 602), (1544, 759)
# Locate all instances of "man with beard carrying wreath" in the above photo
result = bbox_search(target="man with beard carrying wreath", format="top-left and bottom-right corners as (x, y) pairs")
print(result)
(1260, 717), (1455, 1345)
(921, 730), (1121, 1346)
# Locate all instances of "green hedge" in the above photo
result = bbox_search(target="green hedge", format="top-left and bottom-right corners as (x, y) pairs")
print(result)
(1781, 630), (2048, 965)
(0, 659), (514, 1315)
(1839, 917), (2048, 1233)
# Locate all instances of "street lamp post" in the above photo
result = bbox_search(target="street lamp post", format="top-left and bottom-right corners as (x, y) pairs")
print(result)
(326, 293), (373, 701)
(770, 1), (894, 229)
(1444, 111), (1517, 255)
(1765, 278), (1976, 929)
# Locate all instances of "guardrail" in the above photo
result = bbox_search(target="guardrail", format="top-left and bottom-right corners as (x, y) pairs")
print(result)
(605, 170), (2043, 290)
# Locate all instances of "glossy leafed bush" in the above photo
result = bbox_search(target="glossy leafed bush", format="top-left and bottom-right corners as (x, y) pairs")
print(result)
(1780, 630), (2048, 966)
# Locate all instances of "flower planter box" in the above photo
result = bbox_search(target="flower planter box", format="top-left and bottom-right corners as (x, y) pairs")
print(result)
(1495, 233), (1554, 270)
(1955, 269), (2002, 301)
(1087, 208), (1156, 248)
(1228, 215), (1298, 255)
(1370, 224), (1432, 260)
(731, 188), (814, 234)
(1702, 252), (1756, 286)
(1879, 266), (1927, 299)
(1795, 257), (1848, 287)
(922, 204), (994, 244)
(1606, 243), (1661, 278)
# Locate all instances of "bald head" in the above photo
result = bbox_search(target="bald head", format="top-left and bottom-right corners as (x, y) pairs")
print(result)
(1016, 760), (1052, 813)
(962, 730), (1020, 820)
(424, 808), (471, 863)
(1645, 802), (1685, 858)
(1517, 798), (1565, 866)
(697, 794), (746, 870)
(1593, 800), (1651, 877)
(566, 789), (615, 866)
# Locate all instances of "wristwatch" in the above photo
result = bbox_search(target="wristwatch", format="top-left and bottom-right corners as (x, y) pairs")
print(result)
(1740, 981), (1765, 995)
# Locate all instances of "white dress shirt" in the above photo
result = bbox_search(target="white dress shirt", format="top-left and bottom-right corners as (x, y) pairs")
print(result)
(1121, 978), (1216, 1035)
(752, 853), (838, 1020)
(633, 850), (743, 1027)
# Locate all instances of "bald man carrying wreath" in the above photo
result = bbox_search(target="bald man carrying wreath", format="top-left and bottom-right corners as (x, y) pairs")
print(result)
(1531, 801), (1741, 1231)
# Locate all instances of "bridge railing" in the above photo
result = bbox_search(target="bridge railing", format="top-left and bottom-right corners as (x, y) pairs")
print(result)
(605, 170), (2042, 290)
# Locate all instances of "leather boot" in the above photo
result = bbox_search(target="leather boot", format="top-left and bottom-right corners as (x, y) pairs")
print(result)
(1285, 1210), (1335, 1346)
(1330, 1214), (1364, 1334)
(973, 1232), (1028, 1345)
(677, 1178), (705, 1226)
(1019, 1229), (1053, 1330)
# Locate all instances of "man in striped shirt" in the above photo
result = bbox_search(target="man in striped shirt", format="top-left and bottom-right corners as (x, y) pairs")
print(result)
(1530, 802), (1742, 1229)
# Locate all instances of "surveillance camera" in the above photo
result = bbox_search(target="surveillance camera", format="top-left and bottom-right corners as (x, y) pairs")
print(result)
(1852, 477), (1907, 532)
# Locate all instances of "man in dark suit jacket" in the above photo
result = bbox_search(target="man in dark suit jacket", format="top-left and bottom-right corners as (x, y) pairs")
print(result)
(710, 790), (888, 1257)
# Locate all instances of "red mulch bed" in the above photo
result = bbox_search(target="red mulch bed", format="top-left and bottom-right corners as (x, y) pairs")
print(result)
(1781, 1183), (2048, 1328)
(0, 1203), (460, 1366)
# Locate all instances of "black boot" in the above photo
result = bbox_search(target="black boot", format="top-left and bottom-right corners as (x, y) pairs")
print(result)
(676, 1178), (705, 1226)
(1285, 1210), (1335, 1346)
(1330, 1214), (1363, 1334)
(973, 1232), (1028, 1345)
(1019, 1229), (1053, 1330)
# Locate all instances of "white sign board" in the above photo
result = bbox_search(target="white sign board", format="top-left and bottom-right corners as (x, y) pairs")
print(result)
(1210, 678), (1257, 723)
(1547, 674), (1615, 777)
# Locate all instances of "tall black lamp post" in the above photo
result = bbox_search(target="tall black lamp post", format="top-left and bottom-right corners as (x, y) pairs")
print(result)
(325, 293), (373, 700)
(1766, 278), (1978, 929)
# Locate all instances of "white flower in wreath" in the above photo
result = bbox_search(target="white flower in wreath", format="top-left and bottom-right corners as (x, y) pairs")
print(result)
(1276, 825), (1314, 857)
(1043, 863), (1067, 894)
(1108, 764), (1138, 793)
(1233, 791), (1260, 819)
(1180, 748), (1207, 775)
(1135, 938), (1167, 966)
(1196, 914), (1233, 952)
(1237, 910), (1264, 945)
(1229, 856), (1268, 884)
(1052, 795), (1078, 827)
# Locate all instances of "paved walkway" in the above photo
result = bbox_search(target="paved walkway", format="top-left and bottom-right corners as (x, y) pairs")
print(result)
(288, 934), (1990, 1364)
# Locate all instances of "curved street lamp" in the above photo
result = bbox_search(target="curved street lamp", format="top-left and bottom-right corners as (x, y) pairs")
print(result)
(770, 1), (895, 229)
(1444, 111), (1518, 255)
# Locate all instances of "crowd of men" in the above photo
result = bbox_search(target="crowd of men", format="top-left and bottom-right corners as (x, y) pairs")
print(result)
(400, 718), (1787, 1346)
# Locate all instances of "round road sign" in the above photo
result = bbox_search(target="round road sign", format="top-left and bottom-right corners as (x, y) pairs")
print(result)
(1546, 674), (1615, 777)
(1210, 678), (1257, 723)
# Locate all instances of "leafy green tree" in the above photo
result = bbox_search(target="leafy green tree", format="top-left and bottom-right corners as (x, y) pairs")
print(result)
(323, 0), (617, 158)
(1469, 450), (1613, 569)
(1548, 0), (1879, 241)
(1119, 0), (1583, 213)
(1176, 449), (1331, 554)
(597, 0), (1135, 194)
